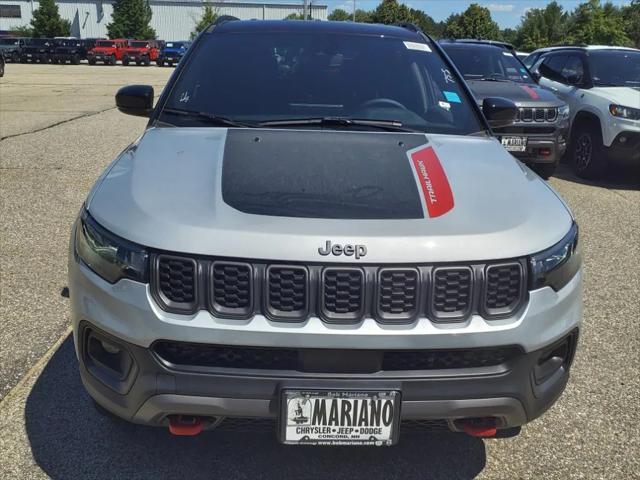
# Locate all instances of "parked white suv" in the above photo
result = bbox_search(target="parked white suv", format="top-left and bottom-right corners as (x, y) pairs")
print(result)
(528, 46), (640, 178)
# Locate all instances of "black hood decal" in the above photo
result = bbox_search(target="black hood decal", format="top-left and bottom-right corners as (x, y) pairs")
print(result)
(466, 80), (563, 107)
(222, 129), (426, 219)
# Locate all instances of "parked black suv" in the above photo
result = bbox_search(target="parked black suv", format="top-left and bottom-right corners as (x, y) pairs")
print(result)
(0, 37), (27, 63)
(52, 38), (95, 64)
(0, 51), (4, 77)
(21, 38), (53, 63)
(440, 39), (570, 178)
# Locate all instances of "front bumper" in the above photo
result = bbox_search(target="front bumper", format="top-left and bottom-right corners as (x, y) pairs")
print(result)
(69, 253), (582, 432)
(22, 52), (49, 62)
(496, 126), (568, 165)
(605, 131), (640, 163)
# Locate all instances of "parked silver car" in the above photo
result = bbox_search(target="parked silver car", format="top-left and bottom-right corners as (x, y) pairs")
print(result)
(68, 18), (582, 445)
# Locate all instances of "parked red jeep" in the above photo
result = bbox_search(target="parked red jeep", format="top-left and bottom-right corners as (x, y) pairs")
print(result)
(121, 40), (161, 66)
(87, 39), (128, 65)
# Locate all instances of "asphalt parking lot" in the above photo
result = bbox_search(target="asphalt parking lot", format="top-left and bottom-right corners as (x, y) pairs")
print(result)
(1, 63), (639, 479)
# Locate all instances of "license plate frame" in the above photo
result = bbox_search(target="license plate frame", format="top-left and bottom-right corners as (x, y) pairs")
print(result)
(501, 136), (528, 152)
(279, 389), (401, 446)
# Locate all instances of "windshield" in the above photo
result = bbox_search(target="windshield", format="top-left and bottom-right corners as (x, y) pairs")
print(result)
(161, 31), (484, 135)
(166, 42), (186, 49)
(0, 38), (19, 45)
(587, 50), (640, 87)
(55, 40), (79, 47)
(130, 41), (149, 48)
(442, 44), (535, 84)
(96, 40), (115, 47)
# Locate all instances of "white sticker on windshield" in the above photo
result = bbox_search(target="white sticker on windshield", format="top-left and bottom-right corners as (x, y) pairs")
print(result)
(404, 41), (431, 52)
(438, 101), (451, 111)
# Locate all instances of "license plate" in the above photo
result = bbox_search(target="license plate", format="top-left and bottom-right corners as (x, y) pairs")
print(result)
(281, 390), (400, 446)
(501, 136), (527, 152)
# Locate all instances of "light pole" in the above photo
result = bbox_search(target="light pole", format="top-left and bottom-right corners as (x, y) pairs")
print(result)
(353, 0), (356, 21)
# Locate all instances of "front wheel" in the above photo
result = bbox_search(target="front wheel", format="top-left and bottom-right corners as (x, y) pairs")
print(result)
(0, 61), (4, 77)
(72, 54), (80, 65)
(122, 58), (129, 66)
(12, 52), (19, 63)
(570, 123), (606, 179)
(156, 59), (163, 67)
(109, 55), (116, 65)
(143, 56), (150, 66)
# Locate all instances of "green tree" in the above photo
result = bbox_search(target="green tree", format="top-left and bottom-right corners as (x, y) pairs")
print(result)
(409, 8), (442, 37)
(191, 3), (218, 39)
(354, 9), (373, 23)
(107, 0), (156, 39)
(515, 1), (569, 51)
(371, 0), (414, 25)
(30, 0), (70, 37)
(285, 12), (305, 20)
(12, 25), (34, 37)
(501, 28), (518, 45)
(442, 3), (500, 40)
(623, 0), (640, 47)
(567, 0), (630, 46)
(328, 8), (351, 21)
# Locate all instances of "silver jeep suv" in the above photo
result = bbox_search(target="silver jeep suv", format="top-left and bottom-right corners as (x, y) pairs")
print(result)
(69, 19), (582, 445)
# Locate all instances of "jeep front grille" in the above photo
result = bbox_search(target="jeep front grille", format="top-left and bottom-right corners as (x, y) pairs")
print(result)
(518, 107), (558, 123)
(150, 255), (527, 323)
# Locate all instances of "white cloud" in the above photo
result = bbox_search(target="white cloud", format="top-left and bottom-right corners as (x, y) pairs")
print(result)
(486, 3), (515, 13)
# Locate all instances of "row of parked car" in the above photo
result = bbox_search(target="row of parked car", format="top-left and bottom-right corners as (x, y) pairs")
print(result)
(437, 39), (640, 179)
(0, 37), (191, 67)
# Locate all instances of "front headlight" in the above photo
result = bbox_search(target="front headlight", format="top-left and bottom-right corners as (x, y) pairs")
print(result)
(558, 104), (570, 119)
(529, 223), (581, 291)
(609, 104), (640, 120)
(75, 208), (148, 284)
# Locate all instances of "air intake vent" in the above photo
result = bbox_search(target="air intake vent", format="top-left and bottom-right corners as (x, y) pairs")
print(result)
(154, 255), (198, 313)
(210, 262), (252, 317)
(545, 108), (557, 122)
(431, 267), (473, 320)
(321, 268), (365, 322)
(534, 108), (546, 122)
(377, 268), (419, 321)
(483, 263), (524, 317)
(266, 266), (308, 320)
(520, 108), (533, 122)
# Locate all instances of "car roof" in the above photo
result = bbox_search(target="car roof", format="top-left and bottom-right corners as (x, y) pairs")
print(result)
(531, 45), (640, 54)
(438, 39), (514, 50)
(211, 19), (423, 41)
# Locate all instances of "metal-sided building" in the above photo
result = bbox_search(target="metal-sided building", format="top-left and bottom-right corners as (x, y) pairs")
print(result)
(0, 1), (328, 39)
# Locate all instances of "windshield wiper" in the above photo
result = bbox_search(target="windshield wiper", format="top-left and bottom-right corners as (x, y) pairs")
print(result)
(162, 108), (256, 128)
(258, 117), (418, 132)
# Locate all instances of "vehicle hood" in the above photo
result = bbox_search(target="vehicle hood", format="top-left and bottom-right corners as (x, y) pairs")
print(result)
(467, 80), (564, 108)
(88, 128), (573, 263)
(593, 87), (640, 108)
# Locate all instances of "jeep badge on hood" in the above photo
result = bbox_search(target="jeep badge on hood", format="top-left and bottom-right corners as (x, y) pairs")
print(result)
(318, 240), (367, 259)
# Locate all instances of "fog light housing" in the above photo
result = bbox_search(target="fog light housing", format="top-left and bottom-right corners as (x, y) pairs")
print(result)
(82, 325), (137, 394)
(534, 330), (578, 385)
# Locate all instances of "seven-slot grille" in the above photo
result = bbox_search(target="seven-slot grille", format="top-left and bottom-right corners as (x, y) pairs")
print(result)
(266, 266), (308, 319)
(484, 263), (525, 316)
(518, 107), (558, 123)
(210, 262), (252, 317)
(151, 255), (526, 323)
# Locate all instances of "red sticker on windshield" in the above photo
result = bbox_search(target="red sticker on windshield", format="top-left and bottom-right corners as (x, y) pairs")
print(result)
(521, 85), (539, 99)
(409, 146), (454, 218)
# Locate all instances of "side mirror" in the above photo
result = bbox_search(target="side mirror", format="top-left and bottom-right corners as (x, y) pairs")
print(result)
(482, 97), (519, 129)
(115, 85), (154, 117)
(530, 70), (541, 82)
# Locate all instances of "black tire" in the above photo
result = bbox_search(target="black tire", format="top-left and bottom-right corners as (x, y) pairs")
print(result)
(157, 59), (163, 67)
(168, 61), (173, 67)
(0, 61), (4, 78)
(531, 162), (558, 180)
(72, 54), (80, 65)
(143, 56), (150, 66)
(109, 55), (116, 65)
(570, 121), (606, 179)
(12, 52), (19, 63)
(88, 58), (96, 65)
(122, 57), (129, 66)
(20, 56), (27, 63)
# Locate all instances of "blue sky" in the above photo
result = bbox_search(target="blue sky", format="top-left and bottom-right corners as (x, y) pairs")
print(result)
(308, 0), (633, 28)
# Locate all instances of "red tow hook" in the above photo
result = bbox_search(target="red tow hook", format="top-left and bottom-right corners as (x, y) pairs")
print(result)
(461, 418), (498, 438)
(168, 415), (204, 436)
